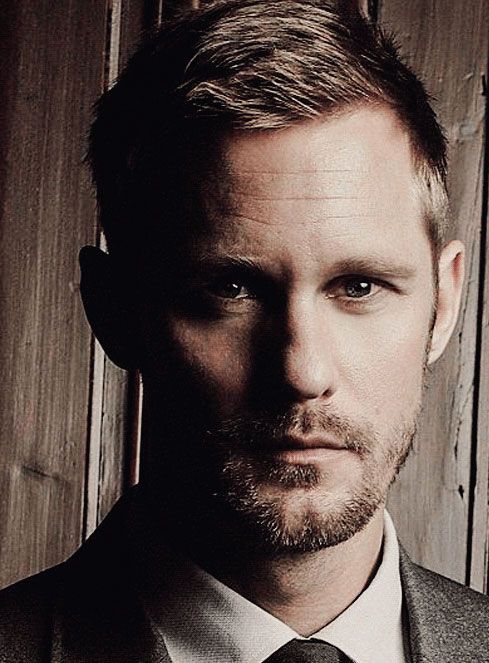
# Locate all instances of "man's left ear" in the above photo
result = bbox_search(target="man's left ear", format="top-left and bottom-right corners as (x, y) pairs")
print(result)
(428, 240), (465, 365)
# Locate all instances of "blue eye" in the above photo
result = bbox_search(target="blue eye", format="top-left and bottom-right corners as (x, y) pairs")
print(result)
(326, 277), (382, 304)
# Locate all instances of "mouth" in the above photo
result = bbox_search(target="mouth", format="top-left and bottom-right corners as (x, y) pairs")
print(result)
(258, 434), (353, 464)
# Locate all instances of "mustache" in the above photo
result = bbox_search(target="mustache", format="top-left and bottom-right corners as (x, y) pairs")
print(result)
(205, 408), (377, 457)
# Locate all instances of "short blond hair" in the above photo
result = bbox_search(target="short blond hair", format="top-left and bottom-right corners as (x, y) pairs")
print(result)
(89, 0), (449, 260)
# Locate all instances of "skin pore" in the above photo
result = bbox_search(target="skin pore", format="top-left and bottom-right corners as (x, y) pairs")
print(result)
(82, 104), (464, 635)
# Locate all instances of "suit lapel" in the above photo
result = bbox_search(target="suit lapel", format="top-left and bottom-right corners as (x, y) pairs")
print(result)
(399, 548), (436, 663)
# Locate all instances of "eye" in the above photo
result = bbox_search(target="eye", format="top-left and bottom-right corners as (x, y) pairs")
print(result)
(327, 276), (383, 302)
(342, 278), (373, 299)
(207, 279), (254, 300)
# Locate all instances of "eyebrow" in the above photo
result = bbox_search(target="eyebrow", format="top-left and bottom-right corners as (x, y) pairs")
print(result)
(230, 193), (357, 202)
(192, 255), (267, 274)
(232, 169), (354, 175)
(326, 257), (417, 280)
(190, 254), (417, 280)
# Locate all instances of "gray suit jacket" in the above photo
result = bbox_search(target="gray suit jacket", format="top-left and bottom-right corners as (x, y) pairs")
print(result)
(1, 494), (488, 662)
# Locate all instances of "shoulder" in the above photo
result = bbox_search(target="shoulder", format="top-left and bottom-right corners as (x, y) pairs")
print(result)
(400, 547), (489, 661)
(0, 491), (166, 663)
(0, 496), (123, 661)
(401, 548), (489, 613)
(0, 563), (64, 662)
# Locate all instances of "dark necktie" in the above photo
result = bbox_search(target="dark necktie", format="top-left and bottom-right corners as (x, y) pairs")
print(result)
(264, 638), (353, 662)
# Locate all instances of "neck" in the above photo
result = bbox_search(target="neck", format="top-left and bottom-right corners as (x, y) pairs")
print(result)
(138, 483), (385, 636)
(217, 509), (384, 635)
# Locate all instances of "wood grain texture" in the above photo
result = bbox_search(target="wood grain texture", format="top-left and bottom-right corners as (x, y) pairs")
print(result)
(0, 0), (107, 588)
(380, 0), (488, 585)
(472, 84), (489, 591)
(119, 0), (154, 70)
(85, 0), (152, 532)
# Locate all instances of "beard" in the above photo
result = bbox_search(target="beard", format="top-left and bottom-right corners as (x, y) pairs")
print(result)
(188, 406), (419, 556)
(143, 354), (423, 559)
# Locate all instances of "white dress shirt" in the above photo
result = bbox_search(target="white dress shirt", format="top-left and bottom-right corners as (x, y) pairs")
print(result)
(137, 511), (407, 663)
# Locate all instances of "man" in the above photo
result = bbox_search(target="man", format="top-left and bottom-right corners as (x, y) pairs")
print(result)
(0, 0), (487, 661)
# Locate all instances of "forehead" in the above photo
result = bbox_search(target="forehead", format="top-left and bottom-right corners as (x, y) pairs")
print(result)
(191, 105), (429, 272)
(222, 105), (416, 207)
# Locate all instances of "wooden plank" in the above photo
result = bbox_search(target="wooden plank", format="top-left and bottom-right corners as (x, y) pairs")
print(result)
(474, 251), (489, 589)
(95, 359), (132, 522)
(86, 0), (151, 529)
(157, 0), (199, 22)
(83, 0), (123, 535)
(119, 0), (154, 70)
(0, 0), (108, 589)
(472, 89), (489, 591)
(380, 0), (488, 585)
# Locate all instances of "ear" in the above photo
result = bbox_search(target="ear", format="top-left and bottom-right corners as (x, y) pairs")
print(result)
(79, 246), (140, 369)
(428, 240), (465, 365)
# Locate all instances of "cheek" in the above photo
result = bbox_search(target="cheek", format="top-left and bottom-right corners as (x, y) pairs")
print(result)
(163, 318), (254, 409)
(338, 306), (431, 417)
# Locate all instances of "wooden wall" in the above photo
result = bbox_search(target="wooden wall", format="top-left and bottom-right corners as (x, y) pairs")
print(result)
(0, 0), (487, 591)
(380, 0), (489, 591)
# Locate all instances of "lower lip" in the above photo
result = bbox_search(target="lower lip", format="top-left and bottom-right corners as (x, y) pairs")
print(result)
(271, 448), (352, 464)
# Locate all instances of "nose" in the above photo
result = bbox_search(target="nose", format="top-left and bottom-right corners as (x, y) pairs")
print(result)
(279, 298), (338, 402)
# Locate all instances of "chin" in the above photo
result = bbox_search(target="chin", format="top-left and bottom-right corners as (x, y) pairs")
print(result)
(219, 472), (385, 555)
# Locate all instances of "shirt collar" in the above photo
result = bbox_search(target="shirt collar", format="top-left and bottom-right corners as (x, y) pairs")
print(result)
(311, 510), (404, 663)
(137, 510), (404, 663)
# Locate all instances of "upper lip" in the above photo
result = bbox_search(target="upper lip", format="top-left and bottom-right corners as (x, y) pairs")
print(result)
(270, 434), (347, 451)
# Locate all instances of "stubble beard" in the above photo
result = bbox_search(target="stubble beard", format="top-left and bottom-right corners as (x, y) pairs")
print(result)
(203, 407), (418, 556)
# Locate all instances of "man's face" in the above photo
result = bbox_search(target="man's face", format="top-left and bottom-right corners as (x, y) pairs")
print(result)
(141, 106), (436, 553)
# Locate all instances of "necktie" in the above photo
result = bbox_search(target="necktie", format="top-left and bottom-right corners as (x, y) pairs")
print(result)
(264, 638), (352, 662)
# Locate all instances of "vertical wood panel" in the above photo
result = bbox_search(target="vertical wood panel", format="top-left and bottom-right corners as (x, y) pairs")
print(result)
(0, 0), (156, 587)
(87, 0), (154, 530)
(472, 67), (489, 590)
(381, 0), (488, 586)
(157, 0), (199, 22)
(0, 0), (108, 588)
